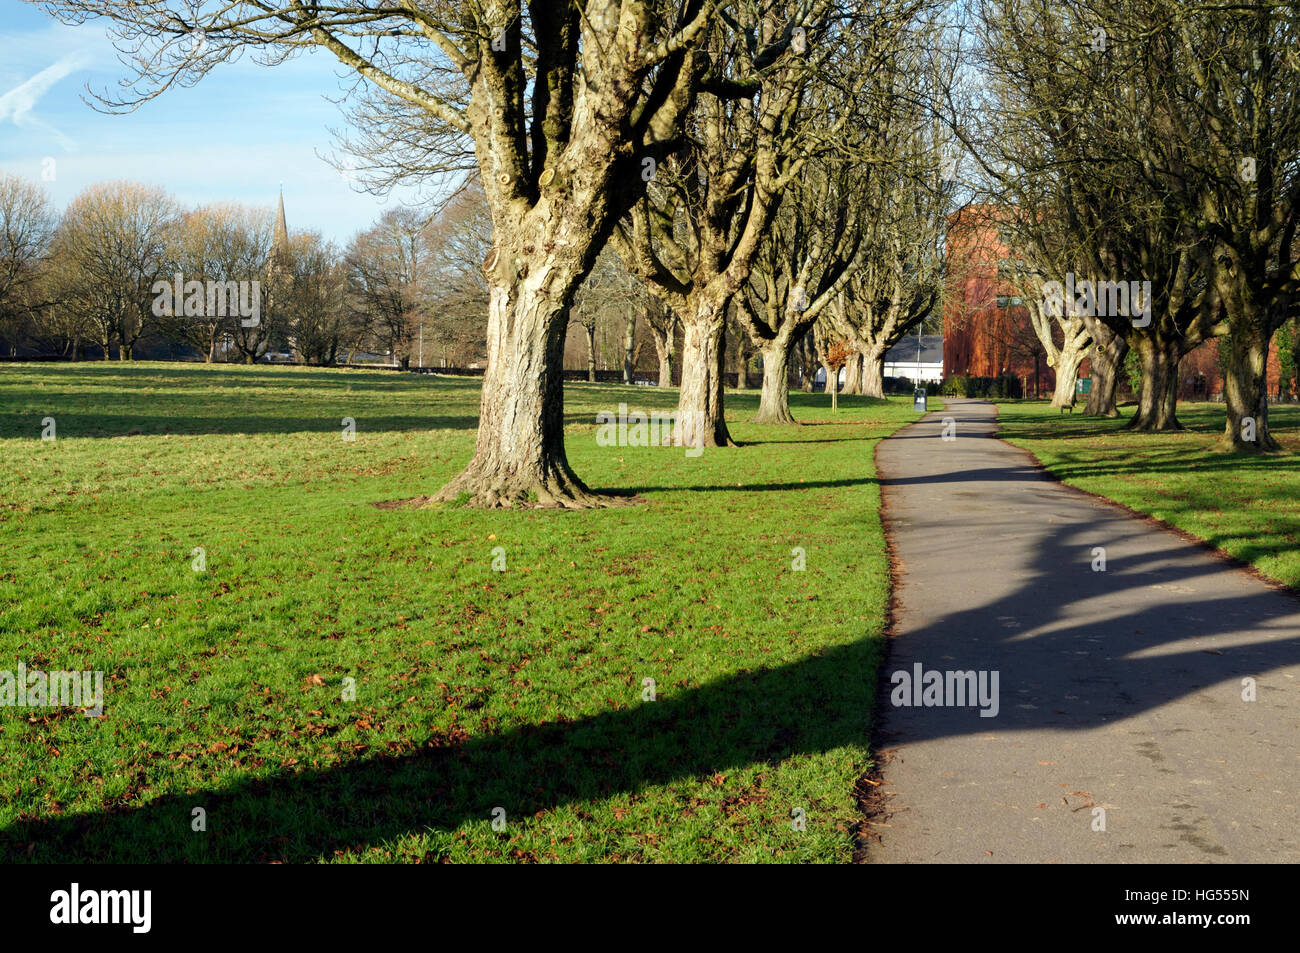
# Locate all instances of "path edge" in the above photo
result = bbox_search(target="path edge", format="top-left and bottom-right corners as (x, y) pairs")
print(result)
(851, 399), (945, 863)
(993, 404), (1300, 603)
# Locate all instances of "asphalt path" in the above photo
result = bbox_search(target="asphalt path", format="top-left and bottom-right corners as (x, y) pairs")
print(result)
(867, 398), (1300, 863)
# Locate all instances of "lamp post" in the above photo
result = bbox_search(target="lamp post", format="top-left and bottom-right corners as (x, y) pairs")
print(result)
(915, 325), (923, 385)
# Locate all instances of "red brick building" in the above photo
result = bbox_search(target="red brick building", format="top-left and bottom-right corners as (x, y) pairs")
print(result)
(942, 206), (1055, 397)
(943, 206), (1293, 402)
(1176, 338), (1285, 401)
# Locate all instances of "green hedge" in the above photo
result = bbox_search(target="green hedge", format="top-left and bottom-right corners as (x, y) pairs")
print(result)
(938, 374), (1023, 398)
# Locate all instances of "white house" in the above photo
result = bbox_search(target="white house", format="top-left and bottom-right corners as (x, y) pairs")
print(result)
(883, 334), (944, 384)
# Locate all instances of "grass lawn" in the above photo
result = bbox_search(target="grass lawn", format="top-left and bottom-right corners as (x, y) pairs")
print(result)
(0, 362), (915, 863)
(996, 400), (1300, 589)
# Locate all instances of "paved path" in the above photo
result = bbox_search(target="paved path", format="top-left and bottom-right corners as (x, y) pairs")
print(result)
(868, 399), (1300, 863)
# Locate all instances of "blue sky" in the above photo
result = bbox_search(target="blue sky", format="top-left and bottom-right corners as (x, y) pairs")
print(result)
(0, 0), (431, 243)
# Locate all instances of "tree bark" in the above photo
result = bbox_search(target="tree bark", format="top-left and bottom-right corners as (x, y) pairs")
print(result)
(1049, 336), (1088, 408)
(584, 323), (597, 383)
(1126, 335), (1183, 431)
(1083, 319), (1126, 417)
(649, 316), (674, 386)
(734, 339), (748, 391)
(657, 344), (673, 387)
(861, 345), (886, 399)
(622, 310), (635, 385)
(842, 351), (863, 395)
(433, 274), (604, 508)
(1221, 322), (1280, 451)
(754, 341), (797, 424)
(676, 305), (736, 448)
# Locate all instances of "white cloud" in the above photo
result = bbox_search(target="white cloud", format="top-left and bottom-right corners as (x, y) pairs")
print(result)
(0, 52), (92, 150)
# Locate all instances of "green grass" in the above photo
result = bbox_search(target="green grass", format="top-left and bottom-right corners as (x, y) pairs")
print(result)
(996, 400), (1300, 589)
(0, 362), (916, 863)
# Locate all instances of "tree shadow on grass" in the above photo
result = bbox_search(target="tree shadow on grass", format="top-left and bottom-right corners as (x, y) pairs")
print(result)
(6, 398), (1299, 863)
(1, 636), (882, 863)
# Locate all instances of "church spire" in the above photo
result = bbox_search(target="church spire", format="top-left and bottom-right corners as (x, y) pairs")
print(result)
(272, 185), (289, 253)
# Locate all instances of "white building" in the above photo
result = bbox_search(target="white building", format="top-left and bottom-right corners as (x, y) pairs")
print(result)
(883, 334), (944, 384)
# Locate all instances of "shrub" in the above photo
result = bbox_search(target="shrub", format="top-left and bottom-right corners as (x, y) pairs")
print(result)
(939, 374), (1023, 398)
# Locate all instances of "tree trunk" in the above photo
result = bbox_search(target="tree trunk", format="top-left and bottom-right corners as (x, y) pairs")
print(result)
(650, 319), (674, 387)
(585, 324), (597, 382)
(734, 341), (748, 391)
(1221, 321), (1280, 451)
(861, 346), (886, 399)
(658, 349), (673, 387)
(842, 351), (863, 395)
(1126, 335), (1182, 431)
(797, 333), (816, 392)
(676, 304), (735, 448)
(1049, 337), (1088, 408)
(622, 310), (635, 385)
(1084, 321), (1126, 417)
(754, 341), (797, 424)
(433, 276), (606, 508)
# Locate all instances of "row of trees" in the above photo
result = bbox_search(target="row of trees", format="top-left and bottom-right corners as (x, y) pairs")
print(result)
(0, 174), (492, 367)
(29, 0), (959, 507)
(967, 0), (1300, 450)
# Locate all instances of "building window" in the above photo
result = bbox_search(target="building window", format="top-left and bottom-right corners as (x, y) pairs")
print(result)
(996, 295), (1022, 308)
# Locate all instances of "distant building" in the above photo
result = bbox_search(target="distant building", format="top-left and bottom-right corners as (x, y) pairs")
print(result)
(1175, 339), (1285, 401)
(884, 334), (944, 383)
(942, 205), (1054, 397)
(268, 188), (291, 282)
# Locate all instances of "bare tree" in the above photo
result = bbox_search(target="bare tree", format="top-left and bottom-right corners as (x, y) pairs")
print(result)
(50, 182), (177, 360)
(416, 183), (492, 368)
(34, 0), (725, 505)
(163, 202), (273, 361)
(831, 119), (951, 401)
(0, 174), (57, 354)
(285, 233), (348, 364)
(613, 2), (891, 447)
(571, 247), (638, 382)
(1144, 4), (1300, 449)
(346, 207), (428, 367)
(969, 0), (1228, 431)
(644, 295), (679, 385)
(738, 152), (869, 423)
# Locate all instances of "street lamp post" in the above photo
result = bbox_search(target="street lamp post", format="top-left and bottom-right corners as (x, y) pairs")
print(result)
(916, 326), (922, 384)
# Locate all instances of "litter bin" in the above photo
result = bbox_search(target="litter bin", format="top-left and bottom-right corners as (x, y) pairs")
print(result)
(913, 386), (928, 412)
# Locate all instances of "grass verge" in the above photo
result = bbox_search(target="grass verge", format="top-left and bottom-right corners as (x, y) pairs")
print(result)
(0, 362), (915, 862)
(996, 400), (1300, 589)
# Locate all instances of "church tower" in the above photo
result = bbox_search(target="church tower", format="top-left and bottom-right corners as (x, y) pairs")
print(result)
(264, 187), (294, 361)
(267, 186), (291, 282)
